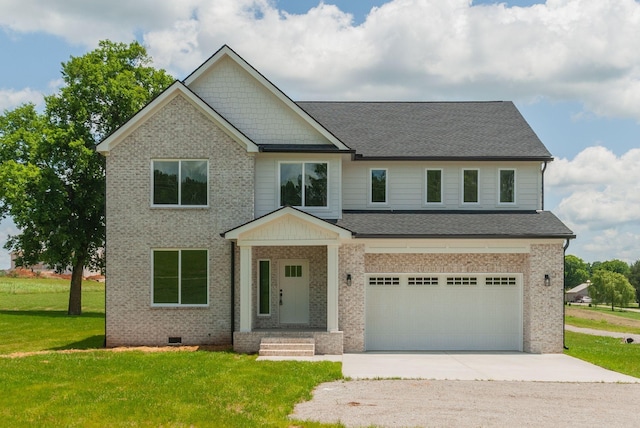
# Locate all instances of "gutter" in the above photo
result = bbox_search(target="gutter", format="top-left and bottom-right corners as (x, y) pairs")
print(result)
(541, 161), (549, 210)
(562, 238), (572, 350)
(230, 241), (235, 346)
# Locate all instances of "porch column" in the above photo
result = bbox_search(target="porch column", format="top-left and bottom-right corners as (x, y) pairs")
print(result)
(327, 244), (339, 332)
(239, 245), (252, 332)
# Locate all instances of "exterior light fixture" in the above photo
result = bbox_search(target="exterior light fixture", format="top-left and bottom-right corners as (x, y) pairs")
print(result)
(544, 274), (551, 287)
(346, 273), (352, 286)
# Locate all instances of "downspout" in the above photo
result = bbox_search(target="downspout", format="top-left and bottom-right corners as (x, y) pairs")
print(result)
(563, 238), (571, 350)
(230, 241), (235, 346)
(541, 161), (548, 211)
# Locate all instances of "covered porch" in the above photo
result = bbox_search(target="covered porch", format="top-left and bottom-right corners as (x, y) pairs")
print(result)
(223, 207), (352, 354)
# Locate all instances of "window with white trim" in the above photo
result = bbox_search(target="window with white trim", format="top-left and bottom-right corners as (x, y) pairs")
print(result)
(499, 169), (516, 204)
(425, 169), (443, 204)
(462, 169), (479, 204)
(446, 276), (478, 286)
(152, 160), (208, 206)
(279, 162), (327, 207)
(258, 260), (271, 316)
(152, 249), (208, 306)
(368, 276), (400, 286)
(370, 168), (387, 204)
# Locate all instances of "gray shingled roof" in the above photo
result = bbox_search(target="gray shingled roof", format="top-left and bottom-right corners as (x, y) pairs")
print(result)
(334, 211), (574, 238)
(297, 101), (552, 160)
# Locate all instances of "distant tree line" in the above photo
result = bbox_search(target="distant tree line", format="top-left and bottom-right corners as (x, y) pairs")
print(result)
(565, 255), (640, 310)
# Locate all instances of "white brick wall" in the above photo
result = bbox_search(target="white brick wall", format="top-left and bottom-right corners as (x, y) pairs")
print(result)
(105, 94), (254, 347)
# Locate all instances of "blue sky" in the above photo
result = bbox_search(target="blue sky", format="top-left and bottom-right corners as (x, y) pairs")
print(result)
(1, 0), (640, 268)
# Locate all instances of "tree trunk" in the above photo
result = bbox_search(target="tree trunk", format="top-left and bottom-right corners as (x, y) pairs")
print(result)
(68, 260), (84, 315)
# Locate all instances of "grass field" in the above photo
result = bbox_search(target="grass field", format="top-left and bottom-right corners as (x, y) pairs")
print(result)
(565, 305), (640, 335)
(0, 277), (105, 354)
(0, 276), (343, 427)
(2, 276), (639, 426)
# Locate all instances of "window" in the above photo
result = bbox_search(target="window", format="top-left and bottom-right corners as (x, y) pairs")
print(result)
(369, 168), (387, 204)
(279, 162), (327, 207)
(368, 277), (400, 286)
(153, 160), (208, 206)
(499, 169), (515, 204)
(153, 250), (208, 305)
(425, 169), (442, 203)
(258, 260), (270, 316)
(462, 169), (479, 204)
(284, 265), (303, 277)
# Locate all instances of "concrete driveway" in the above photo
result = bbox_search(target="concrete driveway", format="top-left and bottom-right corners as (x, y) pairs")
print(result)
(341, 352), (639, 382)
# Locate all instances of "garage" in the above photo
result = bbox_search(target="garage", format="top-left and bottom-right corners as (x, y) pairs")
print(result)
(365, 273), (523, 351)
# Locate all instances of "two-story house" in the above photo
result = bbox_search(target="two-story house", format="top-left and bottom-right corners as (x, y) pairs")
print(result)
(97, 45), (574, 355)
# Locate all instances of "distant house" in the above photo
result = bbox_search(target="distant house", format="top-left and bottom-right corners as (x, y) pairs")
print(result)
(565, 281), (591, 302)
(9, 251), (102, 278)
(97, 45), (574, 355)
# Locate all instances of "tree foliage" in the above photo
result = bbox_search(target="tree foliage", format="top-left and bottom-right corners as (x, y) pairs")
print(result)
(629, 260), (640, 304)
(0, 40), (173, 314)
(592, 259), (631, 277)
(564, 255), (590, 289)
(589, 270), (636, 310)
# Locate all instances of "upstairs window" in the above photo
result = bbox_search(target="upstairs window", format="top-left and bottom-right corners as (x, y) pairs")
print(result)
(370, 168), (387, 204)
(280, 162), (328, 207)
(153, 160), (208, 206)
(499, 169), (516, 204)
(462, 169), (479, 204)
(425, 169), (442, 204)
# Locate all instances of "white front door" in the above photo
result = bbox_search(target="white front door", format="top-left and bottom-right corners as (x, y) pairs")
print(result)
(279, 259), (309, 324)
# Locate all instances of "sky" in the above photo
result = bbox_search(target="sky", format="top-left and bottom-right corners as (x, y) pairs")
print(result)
(1, 0), (640, 269)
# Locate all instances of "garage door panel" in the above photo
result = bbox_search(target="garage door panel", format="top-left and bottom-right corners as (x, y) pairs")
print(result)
(366, 274), (522, 351)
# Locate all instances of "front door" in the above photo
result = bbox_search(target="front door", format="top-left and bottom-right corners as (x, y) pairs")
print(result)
(279, 259), (309, 324)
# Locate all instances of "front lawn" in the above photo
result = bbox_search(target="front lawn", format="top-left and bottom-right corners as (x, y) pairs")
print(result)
(564, 331), (640, 379)
(0, 276), (343, 427)
(0, 350), (342, 427)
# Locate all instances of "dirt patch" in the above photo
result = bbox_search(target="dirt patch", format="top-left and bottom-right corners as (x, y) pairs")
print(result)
(1, 344), (232, 359)
(566, 306), (640, 329)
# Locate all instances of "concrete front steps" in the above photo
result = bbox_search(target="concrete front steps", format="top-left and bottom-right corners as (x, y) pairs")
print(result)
(258, 337), (315, 357)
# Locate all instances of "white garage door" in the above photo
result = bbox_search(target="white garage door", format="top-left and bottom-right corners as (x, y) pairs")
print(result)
(366, 274), (523, 351)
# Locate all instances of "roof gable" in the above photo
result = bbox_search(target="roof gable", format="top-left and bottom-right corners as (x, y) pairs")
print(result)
(96, 82), (258, 155)
(184, 45), (350, 151)
(224, 206), (352, 244)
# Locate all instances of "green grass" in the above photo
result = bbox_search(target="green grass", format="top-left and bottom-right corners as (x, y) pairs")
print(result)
(564, 316), (640, 335)
(0, 277), (343, 427)
(0, 351), (343, 427)
(0, 277), (105, 354)
(564, 331), (640, 379)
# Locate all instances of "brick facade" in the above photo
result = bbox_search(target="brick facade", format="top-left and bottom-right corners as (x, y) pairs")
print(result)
(105, 94), (254, 347)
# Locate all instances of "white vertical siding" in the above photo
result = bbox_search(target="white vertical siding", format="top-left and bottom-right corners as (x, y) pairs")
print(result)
(342, 161), (542, 211)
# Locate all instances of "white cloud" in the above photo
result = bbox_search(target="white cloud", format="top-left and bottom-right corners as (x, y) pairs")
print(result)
(547, 146), (640, 262)
(0, 88), (44, 111)
(1, 0), (639, 119)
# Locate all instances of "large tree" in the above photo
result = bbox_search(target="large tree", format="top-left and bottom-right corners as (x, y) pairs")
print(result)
(593, 259), (631, 277)
(590, 270), (636, 311)
(564, 255), (590, 289)
(629, 260), (640, 304)
(0, 41), (173, 315)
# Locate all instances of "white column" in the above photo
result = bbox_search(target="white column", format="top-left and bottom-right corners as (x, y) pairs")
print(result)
(327, 244), (339, 332)
(239, 245), (252, 332)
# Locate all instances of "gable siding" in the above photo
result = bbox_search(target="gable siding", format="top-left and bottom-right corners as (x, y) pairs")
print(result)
(105, 94), (255, 347)
(188, 56), (328, 146)
(342, 161), (541, 210)
(255, 154), (342, 219)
